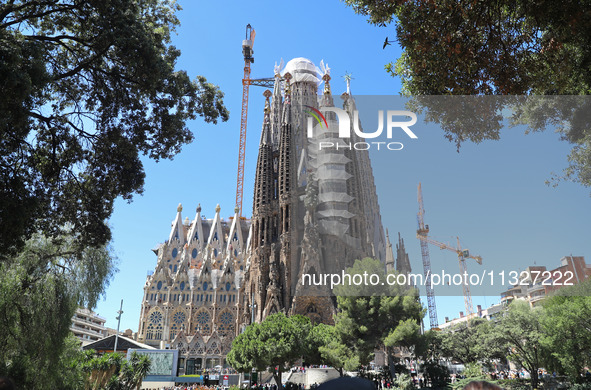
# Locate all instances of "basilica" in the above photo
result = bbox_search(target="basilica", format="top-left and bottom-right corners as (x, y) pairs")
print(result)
(136, 58), (410, 373)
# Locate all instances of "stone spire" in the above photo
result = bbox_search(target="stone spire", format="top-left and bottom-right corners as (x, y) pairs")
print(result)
(187, 204), (205, 250)
(278, 72), (293, 236)
(168, 203), (186, 245)
(252, 90), (275, 216)
(226, 205), (245, 259)
(321, 73), (334, 108)
(259, 90), (272, 145)
(385, 229), (395, 273)
(271, 70), (283, 150)
(207, 204), (225, 268)
(396, 232), (412, 275)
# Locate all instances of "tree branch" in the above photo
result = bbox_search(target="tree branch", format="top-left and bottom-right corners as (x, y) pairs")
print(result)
(24, 34), (91, 46)
(0, 0), (17, 22)
(52, 46), (110, 81)
(0, 4), (76, 29)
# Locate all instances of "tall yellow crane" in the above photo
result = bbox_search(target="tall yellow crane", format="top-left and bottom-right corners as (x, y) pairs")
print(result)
(417, 183), (483, 318)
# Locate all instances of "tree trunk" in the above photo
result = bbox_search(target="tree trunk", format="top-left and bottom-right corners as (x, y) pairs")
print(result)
(274, 368), (283, 390)
(387, 348), (396, 379)
(529, 366), (539, 389)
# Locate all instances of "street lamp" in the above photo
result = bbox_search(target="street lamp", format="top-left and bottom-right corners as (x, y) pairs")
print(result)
(113, 299), (124, 353)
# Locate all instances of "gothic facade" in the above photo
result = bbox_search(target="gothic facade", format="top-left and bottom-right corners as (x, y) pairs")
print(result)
(137, 203), (250, 371)
(138, 58), (397, 371)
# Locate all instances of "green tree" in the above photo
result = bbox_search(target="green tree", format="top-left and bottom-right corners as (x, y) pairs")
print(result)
(333, 258), (424, 371)
(491, 300), (546, 389)
(414, 328), (444, 362)
(56, 334), (90, 390)
(0, 232), (117, 389)
(344, 0), (591, 95)
(344, 1), (591, 192)
(227, 313), (312, 390)
(0, 0), (229, 255)
(439, 317), (505, 366)
(308, 323), (360, 376)
(542, 285), (591, 382)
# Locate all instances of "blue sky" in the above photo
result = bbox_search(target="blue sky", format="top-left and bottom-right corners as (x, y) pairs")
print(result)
(93, 0), (591, 331)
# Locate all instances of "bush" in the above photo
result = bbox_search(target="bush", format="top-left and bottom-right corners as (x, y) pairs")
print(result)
(463, 363), (483, 378)
(496, 378), (531, 390)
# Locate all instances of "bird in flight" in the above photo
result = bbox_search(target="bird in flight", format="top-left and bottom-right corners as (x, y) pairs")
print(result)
(383, 37), (392, 49)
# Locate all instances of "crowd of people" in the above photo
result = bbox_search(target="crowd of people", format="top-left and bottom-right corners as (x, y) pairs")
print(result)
(147, 365), (590, 390)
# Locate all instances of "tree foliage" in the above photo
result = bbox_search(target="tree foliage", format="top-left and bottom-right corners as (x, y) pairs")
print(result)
(0, 0), (229, 255)
(309, 323), (360, 376)
(345, 0), (591, 95)
(78, 350), (152, 390)
(439, 317), (505, 366)
(333, 258), (424, 366)
(542, 283), (591, 382)
(344, 0), (591, 192)
(227, 313), (312, 390)
(489, 300), (546, 389)
(0, 232), (117, 389)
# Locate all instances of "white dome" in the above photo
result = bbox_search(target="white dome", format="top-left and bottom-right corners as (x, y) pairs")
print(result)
(282, 57), (320, 84)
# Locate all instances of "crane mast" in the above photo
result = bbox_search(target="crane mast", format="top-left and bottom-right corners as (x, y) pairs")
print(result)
(417, 183), (439, 329)
(236, 24), (255, 216)
(416, 184), (483, 318)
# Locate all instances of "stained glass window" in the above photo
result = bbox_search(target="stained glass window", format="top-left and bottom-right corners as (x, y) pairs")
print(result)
(149, 311), (163, 324)
(173, 311), (186, 324)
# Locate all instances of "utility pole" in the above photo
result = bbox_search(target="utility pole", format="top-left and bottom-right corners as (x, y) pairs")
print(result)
(113, 299), (124, 353)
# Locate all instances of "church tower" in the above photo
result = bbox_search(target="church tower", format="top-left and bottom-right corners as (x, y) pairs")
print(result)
(241, 57), (388, 326)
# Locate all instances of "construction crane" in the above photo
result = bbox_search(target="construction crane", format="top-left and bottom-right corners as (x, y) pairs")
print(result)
(235, 25), (280, 216)
(417, 183), (438, 329)
(236, 24), (256, 217)
(416, 183), (483, 319)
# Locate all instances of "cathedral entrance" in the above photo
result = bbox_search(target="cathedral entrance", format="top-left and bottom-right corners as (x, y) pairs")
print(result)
(185, 358), (202, 375)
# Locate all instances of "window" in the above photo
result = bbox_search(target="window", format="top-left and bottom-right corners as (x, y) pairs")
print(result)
(147, 310), (163, 340)
(195, 310), (211, 336)
(218, 311), (235, 337)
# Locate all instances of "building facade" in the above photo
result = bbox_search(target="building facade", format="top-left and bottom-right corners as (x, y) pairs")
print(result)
(138, 58), (393, 371)
(439, 255), (591, 329)
(500, 256), (591, 307)
(71, 307), (107, 346)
